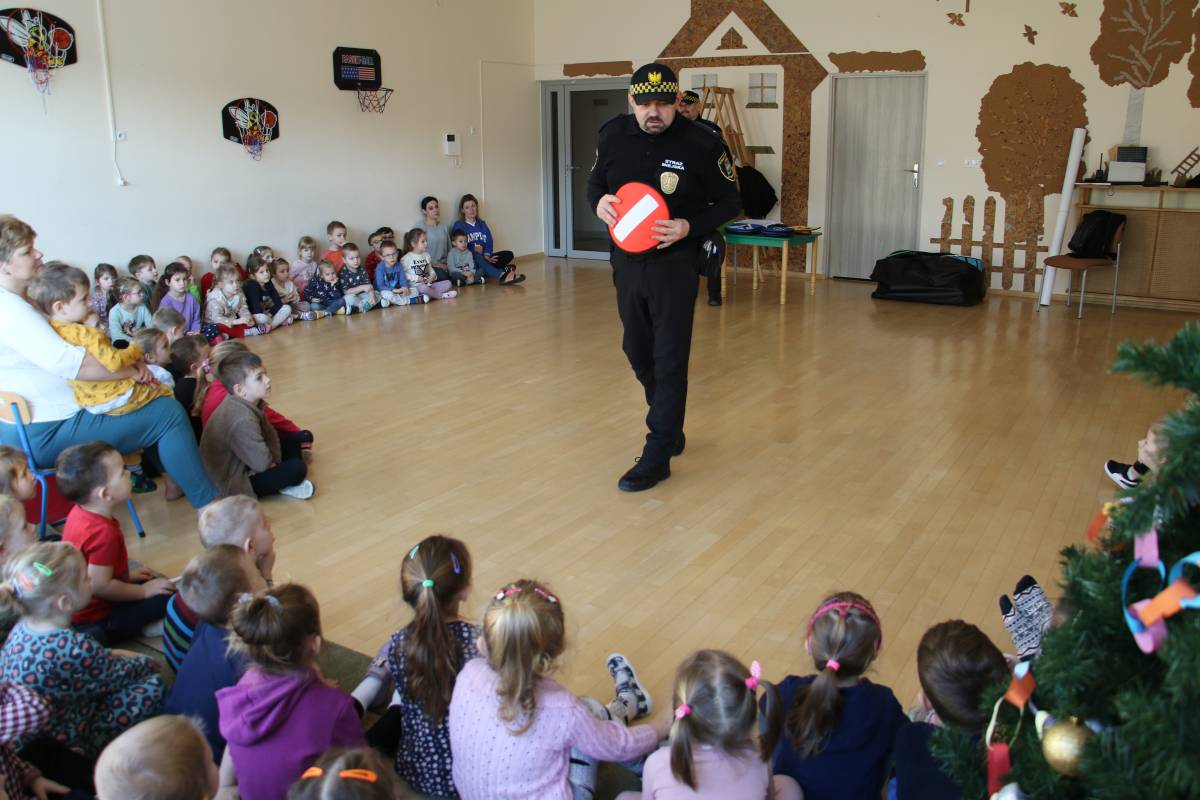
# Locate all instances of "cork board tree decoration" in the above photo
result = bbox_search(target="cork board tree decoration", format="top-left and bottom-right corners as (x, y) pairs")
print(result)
(1190, 15), (1200, 108)
(976, 63), (1088, 246)
(1090, 0), (1193, 142)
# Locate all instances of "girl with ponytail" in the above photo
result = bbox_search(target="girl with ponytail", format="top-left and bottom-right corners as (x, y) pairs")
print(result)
(216, 584), (365, 800)
(361, 535), (477, 798)
(449, 578), (664, 800)
(771, 592), (906, 800)
(0, 542), (164, 759)
(617, 649), (802, 799)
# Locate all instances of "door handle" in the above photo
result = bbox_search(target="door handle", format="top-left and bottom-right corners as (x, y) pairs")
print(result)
(566, 165), (582, 171)
(902, 163), (919, 187)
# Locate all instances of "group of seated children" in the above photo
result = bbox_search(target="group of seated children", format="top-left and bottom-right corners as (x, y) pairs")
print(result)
(82, 194), (525, 351)
(0, 457), (1029, 800)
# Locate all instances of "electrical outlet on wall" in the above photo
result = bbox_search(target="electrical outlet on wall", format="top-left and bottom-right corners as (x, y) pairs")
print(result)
(964, 158), (981, 167)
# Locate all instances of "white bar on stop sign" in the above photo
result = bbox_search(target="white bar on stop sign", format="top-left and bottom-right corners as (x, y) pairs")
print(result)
(613, 194), (660, 243)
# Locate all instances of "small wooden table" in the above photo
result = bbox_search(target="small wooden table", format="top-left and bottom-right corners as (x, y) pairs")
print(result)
(721, 229), (822, 305)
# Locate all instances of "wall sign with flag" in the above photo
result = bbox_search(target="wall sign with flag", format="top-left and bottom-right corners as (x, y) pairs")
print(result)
(332, 46), (381, 90)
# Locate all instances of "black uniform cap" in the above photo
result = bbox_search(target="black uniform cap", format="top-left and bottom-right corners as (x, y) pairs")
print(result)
(681, 90), (700, 104)
(629, 63), (679, 104)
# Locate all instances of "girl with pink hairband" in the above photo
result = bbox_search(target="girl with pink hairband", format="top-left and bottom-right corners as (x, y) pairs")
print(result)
(770, 592), (907, 800)
(616, 649), (802, 800)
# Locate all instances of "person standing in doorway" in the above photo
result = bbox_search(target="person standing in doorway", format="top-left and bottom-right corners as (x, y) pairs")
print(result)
(588, 63), (740, 492)
(680, 89), (731, 307)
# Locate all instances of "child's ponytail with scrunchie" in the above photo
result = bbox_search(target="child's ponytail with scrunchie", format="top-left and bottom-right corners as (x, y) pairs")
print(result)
(399, 535), (472, 723)
(786, 591), (882, 757)
(668, 649), (783, 790)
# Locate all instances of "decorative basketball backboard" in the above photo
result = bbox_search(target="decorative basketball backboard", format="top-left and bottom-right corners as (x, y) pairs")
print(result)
(332, 46), (381, 90)
(1, 7), (76, 96)
(222, 97), (279, 161)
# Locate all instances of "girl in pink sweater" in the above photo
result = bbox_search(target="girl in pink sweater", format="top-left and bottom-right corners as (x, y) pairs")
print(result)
(449, 579), (667, 800)
(616, 650), (803, 800)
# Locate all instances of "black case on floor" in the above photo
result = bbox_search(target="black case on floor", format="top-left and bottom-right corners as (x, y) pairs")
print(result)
(869, 251), (987, 307)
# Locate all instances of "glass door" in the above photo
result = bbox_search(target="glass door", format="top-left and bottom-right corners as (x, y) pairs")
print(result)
(542, 80), (629, 260)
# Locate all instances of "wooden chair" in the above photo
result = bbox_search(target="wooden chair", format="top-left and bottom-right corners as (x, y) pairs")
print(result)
(1043, 222), (1125, 319)
(0, 392), (146, 540)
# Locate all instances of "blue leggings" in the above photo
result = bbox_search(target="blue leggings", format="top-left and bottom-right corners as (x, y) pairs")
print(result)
(0, 397), (219, 508)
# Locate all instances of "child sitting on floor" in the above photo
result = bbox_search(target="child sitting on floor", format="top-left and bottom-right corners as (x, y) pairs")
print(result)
(449, 579), (661, 800)
(0, 447), (36, 506)
(128, 255), (158, 309)
(303, 260), (347, 316)
(617, 650), (802, 800)
(206, 264), (263, 338)
(0, 495), (34, 565)
(0, 542), (164, 759)
(162, 495), (274, 672)
(0, 681), (68, 800)
(374, 240), (425, 307)
(154, 261), (221, 341)
(29, 263), (172, 416)
(288, 748), (405, 800)
(217, 585), (366, 800)
(90, 263), (118, 329)
(771, 591), (906, 800)
(175, 254), (203, 303)
(323, 221), (347, 269)
(107, 276), (153, 344)
(168, 334), (209, 441)
(95, 715), (219, 800)
(132, 327), (175, 389)
(199, 350), (313, 499)
(448, 229), (484, 286)
(362, 536), (477, 796)
(151, 306), (186, 344)
(164, 545), (255, 762)
(291, 236), (320, 295)
(890, 620), (1009, 800)
(364, 228), (385, 281)
(337, 244), (378, 314)
(199, 341), (314, 451)
(271, 258), (322, 320)
(57, 441), (175, 645)
(402, 229), (457, 301)
(244, 257), (295, 329)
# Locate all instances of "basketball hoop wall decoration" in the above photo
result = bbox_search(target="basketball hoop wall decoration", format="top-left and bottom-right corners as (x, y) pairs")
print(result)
(333, 46), (392, 113)
(222, 97), (279, 161)
(1, 7), (76, 104)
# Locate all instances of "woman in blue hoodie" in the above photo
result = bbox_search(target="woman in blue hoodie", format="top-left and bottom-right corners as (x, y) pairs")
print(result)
(216, 584), (364, 800)
(452, 194), (526, 284)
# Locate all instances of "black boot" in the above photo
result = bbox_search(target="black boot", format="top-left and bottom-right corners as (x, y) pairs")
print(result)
(617, 458), (670, 492)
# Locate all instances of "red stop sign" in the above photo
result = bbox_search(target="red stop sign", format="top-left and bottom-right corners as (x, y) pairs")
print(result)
(608, 182), (668, 253)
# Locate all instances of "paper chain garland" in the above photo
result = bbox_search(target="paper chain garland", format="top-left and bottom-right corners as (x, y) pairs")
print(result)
(1121, 526), (1200, 654)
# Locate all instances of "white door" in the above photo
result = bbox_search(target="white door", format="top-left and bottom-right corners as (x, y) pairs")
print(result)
(826, 74), (927, 279)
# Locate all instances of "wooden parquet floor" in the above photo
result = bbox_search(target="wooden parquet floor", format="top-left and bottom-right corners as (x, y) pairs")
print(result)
(122, 259), (1192, 708)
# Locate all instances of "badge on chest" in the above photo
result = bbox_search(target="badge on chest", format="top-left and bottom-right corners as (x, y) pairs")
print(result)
(659, 171), (680, 195)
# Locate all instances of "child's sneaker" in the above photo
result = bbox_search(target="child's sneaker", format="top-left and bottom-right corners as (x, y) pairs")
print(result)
(443, 290), (458, 299)
(380, 297), (391, 309)
(1104, 460), (1142, 489)
(606, 653), (652, 720)
(334, 306), (347, 315)
(245, 326), (264, 336)
(279, 479), (315, 500)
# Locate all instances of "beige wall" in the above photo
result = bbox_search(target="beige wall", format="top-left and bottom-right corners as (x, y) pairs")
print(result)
(534, 0), (1200, 291)
(4, 0), (539, 272)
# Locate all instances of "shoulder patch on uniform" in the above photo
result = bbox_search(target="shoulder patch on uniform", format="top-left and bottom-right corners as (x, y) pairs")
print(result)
(718, 152), (735, 182)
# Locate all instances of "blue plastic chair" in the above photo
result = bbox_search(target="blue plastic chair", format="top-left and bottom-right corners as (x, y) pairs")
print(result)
(3, 395), (146, 540)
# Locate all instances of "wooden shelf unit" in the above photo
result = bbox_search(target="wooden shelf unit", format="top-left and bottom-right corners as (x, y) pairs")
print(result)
(1070, 183), (1200, 310)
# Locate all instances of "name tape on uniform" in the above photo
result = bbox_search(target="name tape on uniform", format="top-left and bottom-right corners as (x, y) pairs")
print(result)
(609, 182), (668, 254)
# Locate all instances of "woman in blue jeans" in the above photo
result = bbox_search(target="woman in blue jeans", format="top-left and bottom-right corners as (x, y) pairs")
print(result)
(0, 216), (218, 509)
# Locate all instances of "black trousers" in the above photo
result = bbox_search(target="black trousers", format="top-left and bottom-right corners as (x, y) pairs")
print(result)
(75, 592), (170, 646)
(612, 245), (699, 465)
(249, 432), (307, 496)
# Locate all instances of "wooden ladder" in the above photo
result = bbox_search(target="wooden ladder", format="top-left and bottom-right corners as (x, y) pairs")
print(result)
(699, 86), (753, 169)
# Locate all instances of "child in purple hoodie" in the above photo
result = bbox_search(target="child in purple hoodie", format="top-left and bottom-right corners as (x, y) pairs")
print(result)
(216, 584), (364, 800)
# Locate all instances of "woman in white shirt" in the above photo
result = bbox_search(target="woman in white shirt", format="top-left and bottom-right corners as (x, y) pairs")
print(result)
(0, 216), (218, 508)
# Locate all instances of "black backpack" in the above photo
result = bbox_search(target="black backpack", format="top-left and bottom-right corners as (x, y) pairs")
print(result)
(736, 165), (777, 218)
(1067, 210), (1125, 259)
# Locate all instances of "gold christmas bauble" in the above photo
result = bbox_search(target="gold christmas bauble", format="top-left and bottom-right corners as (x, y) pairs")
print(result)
(1042, 717), (1093, 776)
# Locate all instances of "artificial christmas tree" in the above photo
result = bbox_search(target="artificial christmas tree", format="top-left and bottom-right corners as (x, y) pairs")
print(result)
(934, 322), (1200, 800)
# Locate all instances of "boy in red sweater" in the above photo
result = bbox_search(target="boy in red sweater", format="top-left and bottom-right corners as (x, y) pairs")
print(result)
(57, 441), (174, 645)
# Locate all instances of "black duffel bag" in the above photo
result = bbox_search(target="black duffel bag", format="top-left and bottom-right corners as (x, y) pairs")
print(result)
(869, 250), (986, 307)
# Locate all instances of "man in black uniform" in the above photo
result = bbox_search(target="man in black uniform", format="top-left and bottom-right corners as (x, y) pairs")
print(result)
(587, 63), (741, 492)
